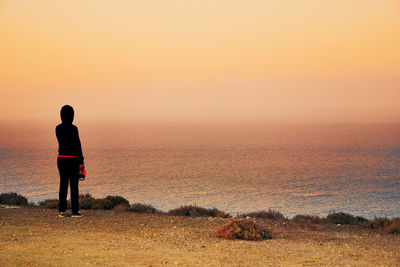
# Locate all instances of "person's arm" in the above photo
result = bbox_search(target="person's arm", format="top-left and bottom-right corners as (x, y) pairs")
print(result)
(75, 127), (84, 165)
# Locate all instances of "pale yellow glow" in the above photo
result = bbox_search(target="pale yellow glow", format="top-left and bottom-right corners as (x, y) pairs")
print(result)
(0, 1), (399, 122)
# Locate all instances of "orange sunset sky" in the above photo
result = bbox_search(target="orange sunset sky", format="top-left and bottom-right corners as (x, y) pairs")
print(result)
(1, 1), (399, 123)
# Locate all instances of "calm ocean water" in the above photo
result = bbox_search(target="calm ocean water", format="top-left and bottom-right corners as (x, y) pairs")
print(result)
(0, 122), (399, 218)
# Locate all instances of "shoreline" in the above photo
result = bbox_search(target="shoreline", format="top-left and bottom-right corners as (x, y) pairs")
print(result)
(1, 192), (400, 230)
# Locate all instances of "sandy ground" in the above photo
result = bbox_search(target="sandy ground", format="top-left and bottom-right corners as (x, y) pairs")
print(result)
(1, 206), (399, 266)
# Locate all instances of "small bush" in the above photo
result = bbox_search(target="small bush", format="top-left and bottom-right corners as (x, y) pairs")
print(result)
(113, 204), (128, 211)
(326, 212), (365, 225)
(79, 194), (113, 210)
(0, 192), (28, 206)
(39, 199), (59, 209)
(355, 216), (368, 223)
(105, 195), (130, 208)
(384, 218), (400, 234)
(79, 194), (97, 210)
(366, 217), (392, 230)
(129, 203), (159, 213)
(92, 198), (114, 210)
(167, 205), (230, 218)
(209, 208), (230, 218)
(80, 193), (92, 198)
(292, 214), (324, 225)
(39, 194), (127, 210)
(214, 219), (272, 240)
(241, 209), (286, 221)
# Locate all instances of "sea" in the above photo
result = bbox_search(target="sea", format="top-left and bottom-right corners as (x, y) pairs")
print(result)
(0, 121), (399, 219)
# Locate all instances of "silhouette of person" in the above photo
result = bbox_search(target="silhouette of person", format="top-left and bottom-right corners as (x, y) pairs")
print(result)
(56, 105), (85, 217)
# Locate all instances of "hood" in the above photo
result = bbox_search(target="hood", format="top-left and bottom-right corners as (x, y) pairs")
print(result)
(60, 105), (74, 124)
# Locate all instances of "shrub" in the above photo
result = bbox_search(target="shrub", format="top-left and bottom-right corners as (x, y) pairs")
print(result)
(292, 214), (324, 225)
(105, 195), (130, 208)
(129, 203), (160, 213)
(113, 204), (128, 211)
(241, 209), (286, 221)
(209, 208), (230, 218)
(366, 217), (392, 230)
(355, 216), (369, 223)
(79, 194), (97, 209)
(167, 205), (230, 218)
(326, 212), (366, 225)
(92, 198), (114, 210)
(0, 192), (28, 206)
(78, 194), (113, 210)
(214, 219), (272, 240)
(39, 199), (59, 209)
(39, 194), (127, 210)
(384, 218), (400, 234)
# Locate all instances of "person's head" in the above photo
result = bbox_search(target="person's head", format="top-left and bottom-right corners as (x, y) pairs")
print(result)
(60, 105), (74, 124)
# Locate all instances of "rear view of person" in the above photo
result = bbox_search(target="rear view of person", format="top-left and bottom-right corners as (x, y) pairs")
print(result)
(56, 105), (85, 217)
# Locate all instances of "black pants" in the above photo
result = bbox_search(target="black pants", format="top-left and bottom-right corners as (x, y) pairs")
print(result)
(57, 158), (80, 213)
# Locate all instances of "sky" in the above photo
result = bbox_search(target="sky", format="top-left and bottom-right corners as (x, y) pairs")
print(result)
(1, 0), (399, 123)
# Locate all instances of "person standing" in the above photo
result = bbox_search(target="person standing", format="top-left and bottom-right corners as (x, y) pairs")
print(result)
(56, 105), (85, 217)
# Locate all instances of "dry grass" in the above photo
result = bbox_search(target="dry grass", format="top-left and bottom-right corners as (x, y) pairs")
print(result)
(366, 217), (392, 230)
(38, 199), (60, 209)
(79, 194), (104, 209)
(326, 212), (367, 225)
(241, 209), (286, 221)
(366, 217), (400, 234)
(214, 218), (272, 240)
(2, 207), (400, 266)
(292, 214), (324, 225)
(129, 203), (160, 213)
(385, 218), (400, 234)
(167, 205), (230, 218)
(80, 195), (131, 210)
(105, 195), (130, 208)
(113, 204), (128, 211)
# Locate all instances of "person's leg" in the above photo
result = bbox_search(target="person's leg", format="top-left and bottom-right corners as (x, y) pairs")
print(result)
(58, 158), (69, 212)
(70, 161), (80, 213)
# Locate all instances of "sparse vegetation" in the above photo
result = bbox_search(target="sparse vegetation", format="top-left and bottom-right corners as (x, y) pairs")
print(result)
(292, 214), (324, 225)
(365, 217), (400, 233)
(366, 217), (392, 230)
(79, 194), (99, 209)
(105, 195), (130, 208)
(384, 218), (400, 234)
(241, 209), (286, 221)
(3, 206), (400, 266)
(129, 203), (160, 213)
(355, 216), (369, 223)
(326, 212), (367, 225)
(214, 219), (272, 240)
(6, 192), (400, 235)
(38, 194), (130, 210)
(38, 199), (60, 209)
(113, 204), (129, 211)
(167, 205), (230, 218)
(93, 198), (114, 210)
(79, 194), (127, 210)
(0, 192), (28, 206)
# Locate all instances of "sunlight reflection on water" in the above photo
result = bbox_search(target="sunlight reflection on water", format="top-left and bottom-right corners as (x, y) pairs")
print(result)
(0, 122), (399, 218)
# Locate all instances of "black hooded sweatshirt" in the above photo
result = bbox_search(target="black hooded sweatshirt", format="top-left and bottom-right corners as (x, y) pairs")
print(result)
(56, 106), (84, 165)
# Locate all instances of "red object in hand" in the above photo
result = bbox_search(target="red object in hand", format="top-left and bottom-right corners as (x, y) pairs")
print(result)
(79, 164), (86, 181)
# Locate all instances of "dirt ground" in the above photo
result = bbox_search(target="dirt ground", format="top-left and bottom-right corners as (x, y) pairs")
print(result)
(1, 206), (399, 266)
